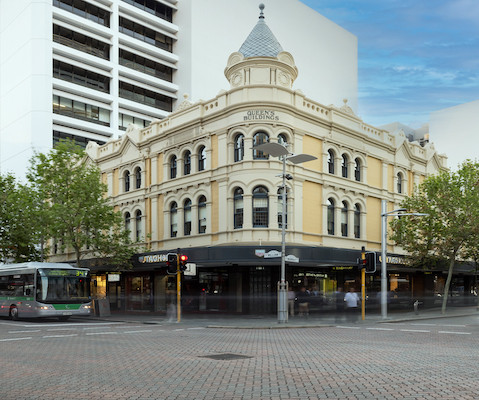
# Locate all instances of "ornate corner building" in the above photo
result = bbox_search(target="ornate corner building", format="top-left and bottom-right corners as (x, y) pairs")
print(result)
(78, 7), (465, 315)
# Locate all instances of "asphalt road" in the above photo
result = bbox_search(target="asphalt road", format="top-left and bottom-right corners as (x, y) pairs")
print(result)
(1, 315), (478, 400)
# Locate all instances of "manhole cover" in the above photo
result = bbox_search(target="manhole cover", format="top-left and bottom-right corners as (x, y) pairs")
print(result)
(199, 353), (253, 361)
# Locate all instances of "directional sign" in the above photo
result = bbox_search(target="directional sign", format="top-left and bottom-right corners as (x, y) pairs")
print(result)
(264, 250), (282, 258)
(285, 255), (299, 263)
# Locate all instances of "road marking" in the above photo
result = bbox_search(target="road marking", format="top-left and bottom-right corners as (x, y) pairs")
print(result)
(43, 334), (78, 338)
(0, 337), (32, 341)
(173, 328), (185, 331)
(400, 329), (430, 333)
(442, 324), (466, 327)
(8, 330), (41, 333)
(336, 326), (361, 329)
(47, 328), (75, 331)
(116, 325), (143, 329)
(187, 327), (206, 330)
(438, 331), (471, 335)
(86, 332), (118, 336)
(411, 323), (436, 326)
(366, 327), (394, 331)
(83, 326), (113, 330)
(124, 330), (153, 334)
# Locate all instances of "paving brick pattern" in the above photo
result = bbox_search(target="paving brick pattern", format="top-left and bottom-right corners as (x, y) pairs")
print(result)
(1, 317), (479, 400)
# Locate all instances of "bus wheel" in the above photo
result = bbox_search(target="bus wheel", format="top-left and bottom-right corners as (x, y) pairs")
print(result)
(58, 316), (70, 322)
(9, 306), (19, 321)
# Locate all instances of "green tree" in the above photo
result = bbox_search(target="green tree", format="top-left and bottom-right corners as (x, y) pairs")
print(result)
(390, 161), (479, 314)
(0, 174), (45, 262)
(27, 140), (135, 267)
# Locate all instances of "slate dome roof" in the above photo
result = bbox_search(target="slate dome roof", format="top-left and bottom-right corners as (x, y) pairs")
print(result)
(238, 4), (283, 58)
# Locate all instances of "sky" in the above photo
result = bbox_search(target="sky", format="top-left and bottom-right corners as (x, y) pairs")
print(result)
(300, 0), (479, 129)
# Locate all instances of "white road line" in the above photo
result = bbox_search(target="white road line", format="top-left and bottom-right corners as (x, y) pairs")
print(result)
(115, 325), (144, 329)
(83, 326), (113, 330)
(0, 337), (32, 341)
(43, 334), (78, 338)
(366, 327), (394, 331)
(400, 329), (430, 333)
(336, 326), (361, 329)
(86, 331), (118, 336)
(124, 330), (153, 334)
(47, 328), (75, 331)
(8, 330), (41, 333)
(438, 331), (471, 335)
(442, 324), (466, 327)
(411, 323), (436, 326)
(173, 328), (185, 331)
(187, 327), (206, 330)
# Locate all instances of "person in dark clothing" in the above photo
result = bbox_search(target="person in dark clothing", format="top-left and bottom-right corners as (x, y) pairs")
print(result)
(334, 287), (345, 322)
(297, 287), (310, 316)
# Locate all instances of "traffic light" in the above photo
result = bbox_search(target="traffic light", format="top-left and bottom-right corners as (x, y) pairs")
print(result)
(365, 251), (376, 273)
(166, 253), (177, 274)
(179, 254), (188, 271)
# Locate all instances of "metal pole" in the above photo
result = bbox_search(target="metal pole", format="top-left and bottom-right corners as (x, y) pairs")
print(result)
(361, 246), (366, 321)
(381, 200), (388, 319)
(278, 155), (288, 323)
(177, 253), (181, 323)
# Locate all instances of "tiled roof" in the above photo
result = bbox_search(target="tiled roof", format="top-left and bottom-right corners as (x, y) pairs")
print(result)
(239, 11), (283, 58)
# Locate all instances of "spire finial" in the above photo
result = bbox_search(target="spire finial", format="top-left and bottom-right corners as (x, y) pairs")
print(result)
(259, 3), (265, 19)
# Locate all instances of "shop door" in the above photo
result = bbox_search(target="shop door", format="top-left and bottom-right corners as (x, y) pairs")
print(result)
(126, 275), (152, 311)
(249, 267), (274, 314)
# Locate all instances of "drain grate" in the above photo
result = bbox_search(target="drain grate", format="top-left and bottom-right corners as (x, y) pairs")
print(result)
(199, 353), (253, 361)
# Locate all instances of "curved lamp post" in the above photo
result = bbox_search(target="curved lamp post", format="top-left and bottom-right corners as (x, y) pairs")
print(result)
(254, 142), (317, 323)
(381, 200), (428, 319)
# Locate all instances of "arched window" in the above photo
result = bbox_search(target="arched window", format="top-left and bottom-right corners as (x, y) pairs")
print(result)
(184, 151), (191, 175)
(135, 167), (142, 189)
(198, 195), (207, 233)
(354, 204), (361, 238)
(124, 170), (130, 192)
(328, 150), (335, 174)
(170, 202), (178, 237)
(278, 134), (287, 146)
(252, 186), (269, 227)
(327, 198), (335, 235)
(397, 172), (403, 194)
(233, 188), (244, 229)
(341, 154), (349, 178)
(234, 134), (244, 162)
(135, 210), (142, 241)
(341, 201), (348, 237)
(354, 158), (361, 182)
(170, 155), (177, 179)
(184, 199), (192, 236)
(253, 132), (269, 160)
(125, 212), (131, 233)
(277, 187), (288, 228)
(198, 146), (206, 171)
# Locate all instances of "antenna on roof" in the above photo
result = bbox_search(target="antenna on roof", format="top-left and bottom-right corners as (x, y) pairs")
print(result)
(259, 3), (265, 19)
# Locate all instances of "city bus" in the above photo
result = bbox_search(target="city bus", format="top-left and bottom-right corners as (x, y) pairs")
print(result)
(0, 262), (92, 321)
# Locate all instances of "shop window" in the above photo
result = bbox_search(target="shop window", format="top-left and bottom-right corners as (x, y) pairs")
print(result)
(198, 196), (207, 234)
(397, 172), (403, 194)
(234, 187), (244, 229)
(234, 134), (244, 162)
(253, 186), (269, 227)
(184, 199), (192, 236)
(327, 198), (335, 235)
(342, 154), (349, 178)
(253, 132), (269, 160)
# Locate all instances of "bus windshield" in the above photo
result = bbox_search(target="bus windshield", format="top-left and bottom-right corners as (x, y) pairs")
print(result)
(36, 269), (91, 304)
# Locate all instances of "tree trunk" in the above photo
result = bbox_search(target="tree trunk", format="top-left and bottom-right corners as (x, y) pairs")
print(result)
(441, 256), (455, 315)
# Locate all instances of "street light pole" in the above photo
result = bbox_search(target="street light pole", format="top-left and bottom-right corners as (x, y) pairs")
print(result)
(254, 142), (316, 324)
(380, 200), (428, 319)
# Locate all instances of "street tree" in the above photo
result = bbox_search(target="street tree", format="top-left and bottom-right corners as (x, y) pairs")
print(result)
(0, 174), (45, 263)
(27, 140), (135, 268)
(390, 161), (479, 314)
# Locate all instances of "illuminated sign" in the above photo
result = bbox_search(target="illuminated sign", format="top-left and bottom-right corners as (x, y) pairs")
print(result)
(139, 254), (169, 264)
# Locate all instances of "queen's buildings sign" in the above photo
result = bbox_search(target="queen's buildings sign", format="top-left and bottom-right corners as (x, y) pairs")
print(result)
(243, 110), (279, 121)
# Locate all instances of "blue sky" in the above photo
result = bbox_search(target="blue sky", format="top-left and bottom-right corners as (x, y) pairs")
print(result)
(301, 0), (479, 128)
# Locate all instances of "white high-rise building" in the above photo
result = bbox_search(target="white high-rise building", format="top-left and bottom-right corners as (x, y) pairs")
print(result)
(0, 0), (357, 177)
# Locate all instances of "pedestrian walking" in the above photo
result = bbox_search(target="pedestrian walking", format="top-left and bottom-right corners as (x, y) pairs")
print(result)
(344, 287), (359, 323)
(288, 287), (296, 317)
(297, 287), (310, 317)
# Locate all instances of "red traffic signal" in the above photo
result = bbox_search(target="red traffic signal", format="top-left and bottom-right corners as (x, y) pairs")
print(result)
(179, 254), (188, 271)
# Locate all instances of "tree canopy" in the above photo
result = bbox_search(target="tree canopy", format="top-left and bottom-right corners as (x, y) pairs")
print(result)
(390, 161), (479, 313)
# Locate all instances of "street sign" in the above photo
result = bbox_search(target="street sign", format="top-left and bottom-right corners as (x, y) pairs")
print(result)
(285, 255), (299, 263)
(264, 250), (282, 258)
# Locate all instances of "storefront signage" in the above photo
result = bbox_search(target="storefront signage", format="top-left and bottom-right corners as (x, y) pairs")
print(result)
(108, 274), (120, 282)
(264, 250), (282, 258)
(379, 255), (406, 265)
(243, 110), (279, 122)
(139, 254), (168, 264)
(285, 255), (299, 263)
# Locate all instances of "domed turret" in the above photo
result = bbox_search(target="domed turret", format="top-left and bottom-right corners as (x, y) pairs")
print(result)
(224, 4), (298, 89)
